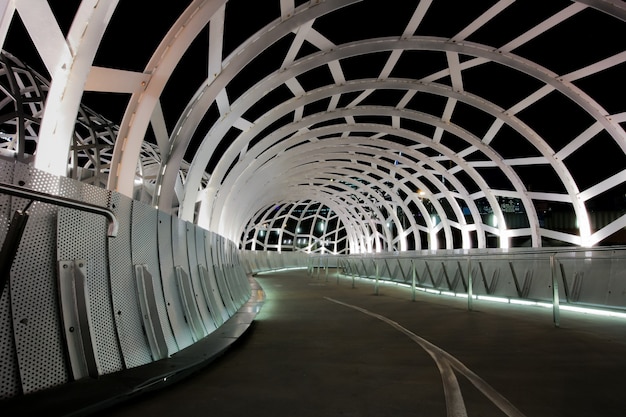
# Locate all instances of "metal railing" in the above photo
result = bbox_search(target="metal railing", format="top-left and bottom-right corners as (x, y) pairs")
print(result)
(0, 182), (118, 237)
(302, 246), (626, 327)
(0, 182), (119, 297)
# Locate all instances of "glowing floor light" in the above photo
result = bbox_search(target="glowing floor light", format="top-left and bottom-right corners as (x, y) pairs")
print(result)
(334, 273), (626, 320)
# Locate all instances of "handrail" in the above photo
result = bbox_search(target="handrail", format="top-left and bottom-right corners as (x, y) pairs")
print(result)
(312, 245), (626, 262)
(0, 182), (118, 237)
(299, 246), (626, 327)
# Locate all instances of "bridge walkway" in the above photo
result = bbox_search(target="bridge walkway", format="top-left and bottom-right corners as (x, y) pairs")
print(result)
(97, 268), (626, 417)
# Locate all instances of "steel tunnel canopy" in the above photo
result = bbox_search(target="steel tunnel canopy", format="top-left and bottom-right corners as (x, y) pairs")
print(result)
(1, 0), (625, 253)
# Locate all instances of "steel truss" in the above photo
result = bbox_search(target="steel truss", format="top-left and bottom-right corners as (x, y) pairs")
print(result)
(0, 0), (624, 252)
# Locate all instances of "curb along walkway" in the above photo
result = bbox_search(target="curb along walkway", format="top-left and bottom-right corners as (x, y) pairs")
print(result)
(100, 269), (626, 417)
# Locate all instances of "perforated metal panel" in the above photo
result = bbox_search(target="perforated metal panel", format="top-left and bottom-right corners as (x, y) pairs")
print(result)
(224, 265), (245, 307)
(193, 225), (226, 327)
(57, 177), (123, 375)
(204, 232), (236, 316)
(156, 210), (193, 350)
(210, 232), (222, 269)
(229, 265), (250, 308)
(132, 202), (179, 354)
(175, 266), (206, 341)
(230, 266), (244, 303)
(606, 257), (626, 307)
(213, 264), (236, 314)
(223, 266), (240, 305)
(195, 228), (208, 270)
(236, 265), (252, 300)
(0, 159), (20, 399)
(57, 259), (99, 379)
(179, 219), (216, 333)
(195, 228), (229, 324)
(135, 265), (169, 360)
(10, 163), (68, 394)
(108, 192), (152, 368)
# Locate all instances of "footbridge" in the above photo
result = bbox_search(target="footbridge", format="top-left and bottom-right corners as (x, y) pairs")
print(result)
(1, 1), (626, 416)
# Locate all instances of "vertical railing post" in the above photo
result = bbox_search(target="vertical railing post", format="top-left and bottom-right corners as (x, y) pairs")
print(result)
(351, 260), (356, 288)
(325, 256), (329, 282)
(467, 257), (473, 311)
(411, 259), (416, 302)
(551, 254), (560, 328)
(317, 256), (321, 279)
(374, 259), (380, 295)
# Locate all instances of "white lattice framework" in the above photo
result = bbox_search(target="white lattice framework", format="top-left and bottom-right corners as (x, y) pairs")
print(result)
(0, 51), (207, 205)
(242, 201), (349, 254)
(0, 0), (624, 252)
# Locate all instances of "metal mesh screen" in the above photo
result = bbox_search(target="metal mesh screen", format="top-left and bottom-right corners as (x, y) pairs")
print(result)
(10, 163), (68, 394)
(171, 218), (214, 333)
(197, 229), (230, 322)
(132, 202), (178, 353)
(57, 177), (123, 375)
(108, 192), (152, 368)
(0, 160), (19, 399)
(156, 210), (193, 350)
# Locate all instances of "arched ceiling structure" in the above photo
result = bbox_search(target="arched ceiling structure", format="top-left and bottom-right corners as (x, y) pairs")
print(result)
(1, 0), (625, 252)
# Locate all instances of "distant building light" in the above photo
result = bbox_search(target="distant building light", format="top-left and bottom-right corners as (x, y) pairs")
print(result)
(490, 214), (498, 228)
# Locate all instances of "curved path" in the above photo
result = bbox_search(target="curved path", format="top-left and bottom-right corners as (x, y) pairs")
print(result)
(100, 269), (626, 417)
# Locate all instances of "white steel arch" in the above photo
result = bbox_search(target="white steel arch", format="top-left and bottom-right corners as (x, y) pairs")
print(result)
(178, 35), (626, 213)
(228, 159), (398, 250)
(146, 0), (359, 207)
(214, 135), (479, 248)
(208, 118), (514, 243)
(221, 145), (463, 250)
(234, 187), (373, 253)
(242, 200), (349, 254)
(166, 30), (623, 244)
(25, 1), (119, 177)
(203, 102), (538, 246)
(1, 1), (624, 253)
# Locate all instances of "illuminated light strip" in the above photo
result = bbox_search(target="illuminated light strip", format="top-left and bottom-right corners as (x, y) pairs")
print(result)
(255, 266), (308, 275)
(476, 295), (509, 304)
(560, 304), (626, 319)
(335, 274), (626, 320)
(509, 299), (539, 306)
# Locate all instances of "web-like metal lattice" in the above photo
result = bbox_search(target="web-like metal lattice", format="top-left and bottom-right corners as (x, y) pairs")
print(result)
(0, 52), (207, 209)
(0, 1), (624, 252)
(242, 201), (349, 254)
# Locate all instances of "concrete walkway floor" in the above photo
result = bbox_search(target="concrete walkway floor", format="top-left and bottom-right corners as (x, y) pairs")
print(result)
(97, 269), (626, 417)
